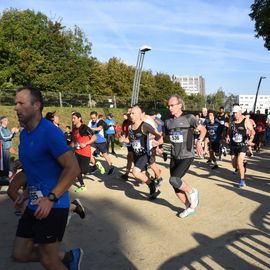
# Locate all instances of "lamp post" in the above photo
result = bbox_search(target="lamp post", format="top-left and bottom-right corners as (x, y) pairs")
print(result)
(131, 45), (152, 106)
(253, 76), (266, 113)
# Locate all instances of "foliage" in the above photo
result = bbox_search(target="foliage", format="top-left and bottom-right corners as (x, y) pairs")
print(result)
(0, 8), (92, 92)
(250, 0), (270, 50)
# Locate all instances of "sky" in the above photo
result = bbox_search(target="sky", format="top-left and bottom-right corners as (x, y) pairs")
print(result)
(1, 0), (270, 95)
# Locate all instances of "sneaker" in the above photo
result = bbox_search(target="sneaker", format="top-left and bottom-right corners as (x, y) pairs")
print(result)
(154, 177), (163, 187)
(96, 161), (106, 174)
(72, 199), (86, 219)
(178, 207), (195, 218)
(148, 180), (161, 200)
(108, 166), (115, 175)
(239, 179), (246, 188)
(189, 188), (199, 209)
(111, 151), (117, 156)
(69, 248), (84, 270)
(88, 165), (98, 174)
(233, 169), (238, 174)
(120, 174), (129, 181)
(211, 164), (219, 170)
(206, 159), (212, 164)
(75, 186), (86, 193)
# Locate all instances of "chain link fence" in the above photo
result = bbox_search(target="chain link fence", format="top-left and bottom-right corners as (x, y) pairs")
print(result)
(0, 89), (170, 110)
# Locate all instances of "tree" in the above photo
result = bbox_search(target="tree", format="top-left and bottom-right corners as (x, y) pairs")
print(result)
(0, 8), (92, 92)
(249, 0), (270, 50)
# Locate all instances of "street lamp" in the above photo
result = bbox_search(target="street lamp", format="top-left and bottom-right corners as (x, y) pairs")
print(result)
(253, 76), (266, 113)
(131, 45), (152, 106)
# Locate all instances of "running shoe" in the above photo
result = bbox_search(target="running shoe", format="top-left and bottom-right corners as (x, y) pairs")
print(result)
(74, 186), (86, 193)
(96, 161), (106, 174)
(88, 165), (98, 174)
(148, 180), (161, 200)
(111, 151), (117, 156)
(239, 180), (246, 188)
(178, 207), (195, 218)
(233, 169), (238, 174)
(72, 199), (86, 219)
(120, 174), (129, 181)
(154, 177), (163, 187)
(69, 248), (84, 270)
(108, 166), (115, 175)
(206, 159), (212, 164)
(189, 188), (199, 209)
(211, 164), (219, 170)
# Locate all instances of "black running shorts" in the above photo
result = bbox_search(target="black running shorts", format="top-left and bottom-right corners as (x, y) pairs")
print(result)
(16, 207), (69, 244)
(93, 142), (108, 154)
(230, 144), (248, 156)
(133, 153), (149, 172)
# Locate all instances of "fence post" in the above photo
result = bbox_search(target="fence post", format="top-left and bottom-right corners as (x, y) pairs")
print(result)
(114, 95), (117, 108)
(88, 94), (92, 108)
(59, 92), (63, 107)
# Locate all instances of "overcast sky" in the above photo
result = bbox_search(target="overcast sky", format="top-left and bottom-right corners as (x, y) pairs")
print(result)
(1, 0), (269, 95)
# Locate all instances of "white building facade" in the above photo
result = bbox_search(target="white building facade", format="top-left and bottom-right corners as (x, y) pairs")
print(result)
(174, 76), (205, 96)
(237, 95), (270, 113)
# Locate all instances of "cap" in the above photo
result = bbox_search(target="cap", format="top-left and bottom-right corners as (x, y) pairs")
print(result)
(108, 113), (113, 117)
(149, 111), (156, 116)
(232, 105), (242, 113)
(72, 112), (82, 118)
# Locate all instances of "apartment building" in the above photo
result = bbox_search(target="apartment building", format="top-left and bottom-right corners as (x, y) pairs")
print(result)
(237, 95), (270, 113)
(174, 76), (205, 96)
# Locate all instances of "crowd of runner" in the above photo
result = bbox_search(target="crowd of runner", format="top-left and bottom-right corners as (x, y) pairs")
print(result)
(0, 86), (269, 269)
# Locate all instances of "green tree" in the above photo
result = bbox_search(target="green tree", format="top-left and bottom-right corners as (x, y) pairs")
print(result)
(250, 0), (270, 50)
(0, 8), (92, 92)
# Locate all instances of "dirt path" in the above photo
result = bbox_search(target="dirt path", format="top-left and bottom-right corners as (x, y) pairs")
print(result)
(0, 147), (269, 269)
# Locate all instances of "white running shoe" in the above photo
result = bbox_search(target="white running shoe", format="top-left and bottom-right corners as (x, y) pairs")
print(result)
(189, 188), (199, 209)
(179, 207), (195, 218)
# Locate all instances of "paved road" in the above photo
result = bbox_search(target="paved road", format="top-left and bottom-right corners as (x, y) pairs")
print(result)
(0, 147), (269, 270)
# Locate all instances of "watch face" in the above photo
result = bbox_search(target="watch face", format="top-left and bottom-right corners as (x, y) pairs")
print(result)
(48, 193), (57, 202)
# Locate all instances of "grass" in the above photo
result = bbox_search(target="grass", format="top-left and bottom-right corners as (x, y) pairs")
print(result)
(0, 105), (128, 155)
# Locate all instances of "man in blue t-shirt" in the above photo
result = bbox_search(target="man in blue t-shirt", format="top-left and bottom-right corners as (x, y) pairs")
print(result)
(13, 86), (83, 270)
(105, 113), (116, 155)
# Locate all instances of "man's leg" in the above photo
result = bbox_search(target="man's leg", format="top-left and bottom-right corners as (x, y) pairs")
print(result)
(39, 242), (67, 270)
(13, 237), (39, 262)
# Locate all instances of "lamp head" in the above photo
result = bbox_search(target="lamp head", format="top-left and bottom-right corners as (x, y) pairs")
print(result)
(140, 45), (152, 52)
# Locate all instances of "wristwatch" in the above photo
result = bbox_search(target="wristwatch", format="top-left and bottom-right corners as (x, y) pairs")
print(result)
(47, 192), (59, 203)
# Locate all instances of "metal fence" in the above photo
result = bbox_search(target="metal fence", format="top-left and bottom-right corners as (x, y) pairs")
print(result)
(0, 89), (169, 110)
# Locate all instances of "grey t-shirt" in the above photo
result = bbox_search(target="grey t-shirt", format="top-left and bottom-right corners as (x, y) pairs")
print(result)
(165, 114), (200, 159)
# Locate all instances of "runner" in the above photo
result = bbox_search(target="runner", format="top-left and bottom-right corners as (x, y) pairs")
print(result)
(226, 105), (255, 188)
(120, 105), (162, 200)
(120, 108), (133, 180)
(105, 113), (117, 155)
(205, 110), (223, 169)
(71, 112), (96, 192)
(13, 86), (83, 270)
(165, 94), (206, 218)
(88, 111), (114, 175)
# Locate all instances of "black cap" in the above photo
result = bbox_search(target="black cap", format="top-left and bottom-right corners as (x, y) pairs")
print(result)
(108, 113), (113, 117)
(149, 111), (156, 116)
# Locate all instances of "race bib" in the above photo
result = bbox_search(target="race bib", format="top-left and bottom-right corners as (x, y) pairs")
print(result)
(170, 131), (183, 143)
(29, 185), (44, 205)
(132, 139), (142, 151)
(232, 133), (243, 143)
